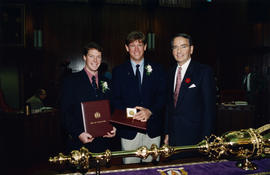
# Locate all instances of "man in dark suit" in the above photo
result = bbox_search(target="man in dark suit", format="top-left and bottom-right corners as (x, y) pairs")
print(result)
(242, 65), (260, 105)
(60, 42), (116, 153)
(242, 65), (267, 127)
(112, 31), (166, 164)
(164, 33), (216, 157)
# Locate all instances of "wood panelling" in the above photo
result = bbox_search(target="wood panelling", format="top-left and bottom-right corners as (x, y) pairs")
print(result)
(1, 1), (270, 110)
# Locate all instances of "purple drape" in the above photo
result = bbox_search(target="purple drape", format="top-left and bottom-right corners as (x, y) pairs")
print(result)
(89, 158), (270, 175)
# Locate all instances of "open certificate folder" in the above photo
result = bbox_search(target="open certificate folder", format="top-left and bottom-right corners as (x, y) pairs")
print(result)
(110, 109), (147, 130)
(81, 100), (113, 137)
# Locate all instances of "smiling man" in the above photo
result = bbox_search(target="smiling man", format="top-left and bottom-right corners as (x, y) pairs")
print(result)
(112, 31), (167, 164)
(164, 33), (216, 159)
(60, 42), (116, 154)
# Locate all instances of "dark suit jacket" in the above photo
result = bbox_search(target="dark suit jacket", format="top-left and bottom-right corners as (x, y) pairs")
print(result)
(165, 60), (216, 146)
(112, 59), (167, 140)
(60, 70), (112, 153)
(242, 72), (267, 106)
(242, 73), (257, 93)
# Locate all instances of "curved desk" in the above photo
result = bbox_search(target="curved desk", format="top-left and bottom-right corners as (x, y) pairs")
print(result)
(0, 109), (64, 165)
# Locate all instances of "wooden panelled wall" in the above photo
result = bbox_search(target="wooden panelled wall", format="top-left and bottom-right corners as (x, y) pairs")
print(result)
(2, 1), (270, 108)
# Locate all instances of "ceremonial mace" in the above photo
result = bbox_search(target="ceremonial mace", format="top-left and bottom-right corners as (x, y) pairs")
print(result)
(49, 124), (270, 172)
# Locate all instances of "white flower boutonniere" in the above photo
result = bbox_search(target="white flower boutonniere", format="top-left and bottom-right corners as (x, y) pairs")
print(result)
(145, 64), (153, 76)
(100, 81), (110, 93)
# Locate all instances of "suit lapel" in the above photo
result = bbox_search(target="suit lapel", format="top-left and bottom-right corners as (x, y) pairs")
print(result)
(83, 71), (99, 94)
(125, 61), (141, 93)
(126, 61), (137, 81)
(141, 60), (153, 95)
(81, 70), (93, 90)
(79, 70), (96, 100)
(97, 73), (104, 92)
(142, 61), (149, 91)
(97, 74), (107, 98)
(168, 65), (177, 108)
(82, 70), (105, 99)
(170, 65), (177, 94)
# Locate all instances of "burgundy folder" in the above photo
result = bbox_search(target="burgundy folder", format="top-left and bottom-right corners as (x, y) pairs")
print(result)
(110, 109), (147, 130)
(81, 100), (113, 137)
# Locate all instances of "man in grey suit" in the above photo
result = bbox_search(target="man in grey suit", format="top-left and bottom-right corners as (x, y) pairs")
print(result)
(164, 33), (216, 158)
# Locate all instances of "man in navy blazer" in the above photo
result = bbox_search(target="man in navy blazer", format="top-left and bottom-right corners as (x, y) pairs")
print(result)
(60, 42), (116, 153)
(164, 33), (216, 157)
(112, 31), (166, 164)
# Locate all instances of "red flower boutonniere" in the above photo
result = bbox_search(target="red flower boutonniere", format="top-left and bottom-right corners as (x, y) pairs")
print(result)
(185, 78), (191, 84)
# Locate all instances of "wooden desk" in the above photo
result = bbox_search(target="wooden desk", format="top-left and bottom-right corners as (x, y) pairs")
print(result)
(0, 109), (64, 166)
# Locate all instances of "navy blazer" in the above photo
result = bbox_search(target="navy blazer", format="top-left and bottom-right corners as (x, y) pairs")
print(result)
(112, 59), (167, 140)
(165, 60), (216, 146)
(60, 70), (112, 152)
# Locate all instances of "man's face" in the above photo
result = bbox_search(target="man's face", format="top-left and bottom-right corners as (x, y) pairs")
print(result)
(125, 40), (147, 63)
(83, 48), (102, 74)
(172, 36), (193, 66)
(40, 90), (47, 100)
(244, 66), (250, 74)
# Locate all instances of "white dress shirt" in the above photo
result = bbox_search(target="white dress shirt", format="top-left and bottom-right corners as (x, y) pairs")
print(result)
(174, 58), (191, 91)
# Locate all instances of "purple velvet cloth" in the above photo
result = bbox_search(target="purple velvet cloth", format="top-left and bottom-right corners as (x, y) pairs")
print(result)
(91, 158), (270, 175)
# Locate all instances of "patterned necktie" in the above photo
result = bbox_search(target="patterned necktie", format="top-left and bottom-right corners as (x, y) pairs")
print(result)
(136, 64), (141, 92)
(174, 66), (182, 107)
(92, 76), (98, 91)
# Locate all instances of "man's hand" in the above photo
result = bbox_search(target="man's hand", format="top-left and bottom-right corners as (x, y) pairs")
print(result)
(133, 106), (152, 122)
(164, 134), (169, 145)
(103, 127), (117, 138)
(78, 132), (94, 144)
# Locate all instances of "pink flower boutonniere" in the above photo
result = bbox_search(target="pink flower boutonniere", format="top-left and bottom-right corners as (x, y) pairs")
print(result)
(185, 78), (191, 84)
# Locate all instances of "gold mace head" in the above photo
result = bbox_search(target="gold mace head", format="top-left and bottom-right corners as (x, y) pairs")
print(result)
(48, 124), (270, 172)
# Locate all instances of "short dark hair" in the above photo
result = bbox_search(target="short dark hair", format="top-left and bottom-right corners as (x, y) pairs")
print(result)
(125, 31), (146, 45)
(82, 42), (103, 56)
(171, 33), (193, 48)
(35, 89), (46, 96)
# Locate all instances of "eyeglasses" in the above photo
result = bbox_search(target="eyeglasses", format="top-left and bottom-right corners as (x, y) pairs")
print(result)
(172, 44), (190, 50)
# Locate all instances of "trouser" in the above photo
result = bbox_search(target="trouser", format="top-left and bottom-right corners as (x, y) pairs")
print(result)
(121, 132), (160, 164)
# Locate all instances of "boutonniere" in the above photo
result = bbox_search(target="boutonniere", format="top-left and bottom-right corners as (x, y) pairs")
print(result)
(100, 81), (110, 93)
(145, 64), (153, 76)
(185, 78), (191, 84)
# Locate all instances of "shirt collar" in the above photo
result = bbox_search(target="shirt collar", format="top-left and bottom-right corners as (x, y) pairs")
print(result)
(84, 67), (98, 82)
(178, 58), (191, 70)
(130, 59), (144, 73)
(130, 59), (144, 67)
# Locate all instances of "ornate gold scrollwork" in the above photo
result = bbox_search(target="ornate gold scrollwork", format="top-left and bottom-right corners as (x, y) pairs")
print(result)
(49, 124), (270, 171)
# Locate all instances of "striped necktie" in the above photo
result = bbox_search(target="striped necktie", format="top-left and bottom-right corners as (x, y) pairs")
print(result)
(174, 66), (182, 107)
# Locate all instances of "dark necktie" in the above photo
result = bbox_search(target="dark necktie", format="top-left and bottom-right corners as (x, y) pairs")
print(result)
(92, 76), (98, 91)
(136, 64), (141, 92)
(174, 66), (182, 107)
